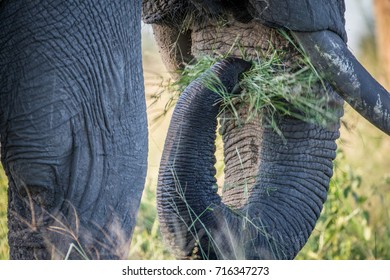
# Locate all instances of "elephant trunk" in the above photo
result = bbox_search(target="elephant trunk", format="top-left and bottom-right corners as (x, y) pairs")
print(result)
(157, 58), (343, 259)
(157, 58), (251, 259)
(293, 31), (390, 135)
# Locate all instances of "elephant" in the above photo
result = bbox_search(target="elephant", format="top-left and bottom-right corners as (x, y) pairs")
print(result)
(0, 0), (388, 260)
(142, 0), (390, 259)
(0, 0), (147, 259)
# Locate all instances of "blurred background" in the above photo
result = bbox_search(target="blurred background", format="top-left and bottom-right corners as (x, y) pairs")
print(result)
(1, 0), (389, 259)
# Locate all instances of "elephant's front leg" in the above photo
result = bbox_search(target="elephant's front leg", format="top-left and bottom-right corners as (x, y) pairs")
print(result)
(0, 0), (146, 259)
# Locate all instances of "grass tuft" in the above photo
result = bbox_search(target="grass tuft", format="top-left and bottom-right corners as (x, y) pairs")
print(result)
(151, 46), (338, 133)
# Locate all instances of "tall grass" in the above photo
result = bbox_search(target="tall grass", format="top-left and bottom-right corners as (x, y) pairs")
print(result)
(0, 165), (9, 259)
(128, 183), (174, 260)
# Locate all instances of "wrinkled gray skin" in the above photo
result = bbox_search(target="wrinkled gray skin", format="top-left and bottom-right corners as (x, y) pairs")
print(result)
(159, 57), (342, 260)
(1, 0), (147, 259)
(143, 0), (390, 259)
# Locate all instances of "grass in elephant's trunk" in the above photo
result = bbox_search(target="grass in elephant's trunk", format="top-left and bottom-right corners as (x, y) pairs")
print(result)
(157, 48), (338, 135)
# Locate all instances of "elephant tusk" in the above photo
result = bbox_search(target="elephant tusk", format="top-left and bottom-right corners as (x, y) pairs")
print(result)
(293, 30), (390, 136)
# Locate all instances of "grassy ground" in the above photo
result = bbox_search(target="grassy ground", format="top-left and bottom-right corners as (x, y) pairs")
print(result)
(0, 30), (389, 260)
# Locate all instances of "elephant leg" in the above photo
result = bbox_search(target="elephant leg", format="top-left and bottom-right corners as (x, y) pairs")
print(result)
(0, 0), (146, 259)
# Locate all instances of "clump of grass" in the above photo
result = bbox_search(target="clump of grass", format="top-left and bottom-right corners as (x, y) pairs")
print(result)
(154, 49), (338, 132)
(235, 53), (337, 129)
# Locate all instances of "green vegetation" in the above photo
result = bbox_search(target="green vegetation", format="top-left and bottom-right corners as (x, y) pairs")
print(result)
(153, 50), (337, 136)
(128, 183), (174, 260)
(298, 148), (390, 259)
(0, 164), (9, 259)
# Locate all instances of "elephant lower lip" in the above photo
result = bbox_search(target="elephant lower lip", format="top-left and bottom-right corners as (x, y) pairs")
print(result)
(293, 30), (390, 135)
